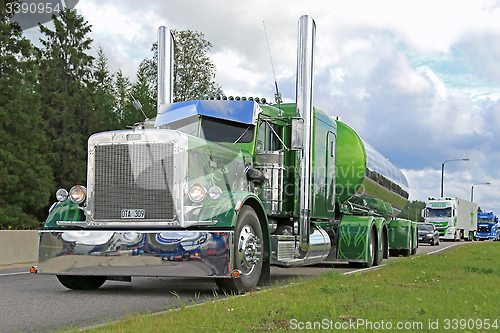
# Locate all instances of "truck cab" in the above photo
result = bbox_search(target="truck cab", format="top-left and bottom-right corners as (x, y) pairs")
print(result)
(423, 197), (477, 241)
(477, 212), (498, 241)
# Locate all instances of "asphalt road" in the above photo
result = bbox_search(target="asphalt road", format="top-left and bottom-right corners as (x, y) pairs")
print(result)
(0, 239), (472, 332)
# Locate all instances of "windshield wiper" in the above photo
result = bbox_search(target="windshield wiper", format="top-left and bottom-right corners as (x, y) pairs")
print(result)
(233, 125), (252, 146)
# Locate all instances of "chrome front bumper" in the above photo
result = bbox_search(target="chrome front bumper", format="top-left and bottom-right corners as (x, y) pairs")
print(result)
(37, 230), (233, 278)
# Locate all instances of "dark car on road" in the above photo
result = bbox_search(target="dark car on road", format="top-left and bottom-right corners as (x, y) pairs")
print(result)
(417, 223), (440, 246)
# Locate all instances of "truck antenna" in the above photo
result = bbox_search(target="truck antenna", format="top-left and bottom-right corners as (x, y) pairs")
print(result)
(263, 21), (282, 114)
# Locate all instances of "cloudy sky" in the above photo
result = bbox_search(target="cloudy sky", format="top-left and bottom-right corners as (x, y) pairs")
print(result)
(22, 0), (500, 212)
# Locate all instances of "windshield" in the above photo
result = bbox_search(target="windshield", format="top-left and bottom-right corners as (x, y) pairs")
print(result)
(478, 217), (494, 223)
(157, 115), (199, 136)
(200, 116), (255, 143)
(418, 224), (433, 231)
(427, 207), (451, 218)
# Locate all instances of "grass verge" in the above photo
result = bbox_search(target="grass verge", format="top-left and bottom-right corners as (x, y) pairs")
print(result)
(69, 242), (500, 332)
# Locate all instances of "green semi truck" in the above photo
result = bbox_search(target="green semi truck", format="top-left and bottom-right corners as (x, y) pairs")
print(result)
(35, 16), (416, 292)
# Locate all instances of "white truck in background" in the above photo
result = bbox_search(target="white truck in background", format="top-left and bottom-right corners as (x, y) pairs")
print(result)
(422, 197), (477, 241)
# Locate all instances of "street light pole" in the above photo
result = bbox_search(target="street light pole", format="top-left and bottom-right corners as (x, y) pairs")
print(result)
(471, 182), (490, 202)
(441, 158), (469, 197)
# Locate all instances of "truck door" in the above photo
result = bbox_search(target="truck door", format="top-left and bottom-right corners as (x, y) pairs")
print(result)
(326, 131), (336, 212)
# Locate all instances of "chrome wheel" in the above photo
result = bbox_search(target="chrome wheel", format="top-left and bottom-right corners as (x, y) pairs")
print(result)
(215, 206), (263, 293)
(238, 224), (262, 276)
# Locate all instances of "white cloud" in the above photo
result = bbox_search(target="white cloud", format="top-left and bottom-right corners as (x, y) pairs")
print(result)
(20, 0), (500, 212)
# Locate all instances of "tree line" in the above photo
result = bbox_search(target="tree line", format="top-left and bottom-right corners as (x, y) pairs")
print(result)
(0, 2), (222, 229)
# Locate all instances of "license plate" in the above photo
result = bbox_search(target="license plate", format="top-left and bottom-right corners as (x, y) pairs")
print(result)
(121, 209), (145, 219)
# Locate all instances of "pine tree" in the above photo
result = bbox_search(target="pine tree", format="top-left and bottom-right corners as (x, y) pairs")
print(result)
(0, 0), (53, 229)
(37, 8), (96, 192)
(120, 61), (156, 127)
(93, 46), (119, 131)
(114, 69), (133, 128)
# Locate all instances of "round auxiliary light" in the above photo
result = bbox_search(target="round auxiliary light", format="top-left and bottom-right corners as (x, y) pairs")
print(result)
(208, 186), (222, 200)
(188, 183), (206, 203)
(56, 188), (68, 202)
(69, 185), (87, 204)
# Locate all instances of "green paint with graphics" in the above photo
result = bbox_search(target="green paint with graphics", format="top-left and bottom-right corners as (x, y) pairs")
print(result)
(337, 215), (375, 262)
(388, 219), (417, 250)
(185, 135), (251, 223)
(44, 200), (85, 228)
(198, 191), (266, 227)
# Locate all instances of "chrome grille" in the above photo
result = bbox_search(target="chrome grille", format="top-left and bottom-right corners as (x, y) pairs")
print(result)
(93, 143), (175, 221)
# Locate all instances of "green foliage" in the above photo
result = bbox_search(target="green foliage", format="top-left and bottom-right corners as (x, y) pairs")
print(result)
(119, 61), (156, 127)
(137, 30), (224, 109)
(0, 8), (223, 229)
(36, 8), (97, 193)
(0, 0), (53, 229)
(93, 46), (120, 131)
(400, 200), (426, 222)
(173, 29), (223, 101)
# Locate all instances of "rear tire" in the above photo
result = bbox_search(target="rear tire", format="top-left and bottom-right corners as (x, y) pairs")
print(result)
(363, 228), (377, 268)
(216, 206), (263, 294)
(381, 229), (388, 260)
(56, 275), (107, 290)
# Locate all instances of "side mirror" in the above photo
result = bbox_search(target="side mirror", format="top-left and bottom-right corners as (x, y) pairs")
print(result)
(290, 118), (304, 150)
(421, 209), (426, 218)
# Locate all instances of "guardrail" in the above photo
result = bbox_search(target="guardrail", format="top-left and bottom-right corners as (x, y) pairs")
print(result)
(0, 231), (38, 271)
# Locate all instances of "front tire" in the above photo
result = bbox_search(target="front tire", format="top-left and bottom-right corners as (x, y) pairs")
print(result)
(56, 275), (107, 290)
(216, 206), (263, 293)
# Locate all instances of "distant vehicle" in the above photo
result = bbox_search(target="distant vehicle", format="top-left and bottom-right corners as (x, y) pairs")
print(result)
(477, 212), (498, 241)
(422, 197), (477, 241)
(417, 223), (440, 246)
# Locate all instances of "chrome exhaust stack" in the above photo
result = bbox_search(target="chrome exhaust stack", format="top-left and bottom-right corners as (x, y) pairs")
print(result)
(296, 15), (316, 253)
(157, 26), (174, 113)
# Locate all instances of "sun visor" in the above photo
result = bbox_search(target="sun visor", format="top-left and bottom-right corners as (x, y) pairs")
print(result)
(155, 100), (262, 128)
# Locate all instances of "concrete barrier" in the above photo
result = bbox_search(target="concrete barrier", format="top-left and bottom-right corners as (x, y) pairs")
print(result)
(0, 230), (38, 271)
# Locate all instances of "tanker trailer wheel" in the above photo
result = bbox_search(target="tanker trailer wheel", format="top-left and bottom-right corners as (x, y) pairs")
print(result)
(56, 275), (107, 290)
(363, 228), (377, 268)
(216, 206), (263, 294)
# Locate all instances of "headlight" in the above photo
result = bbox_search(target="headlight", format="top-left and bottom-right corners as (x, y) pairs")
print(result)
(56, 188), (68, 202)
(188, 183), (206, 202)
(69, 185), (86, 204)
(208, 186), (222, 200)
(426, 233), (434, 237)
